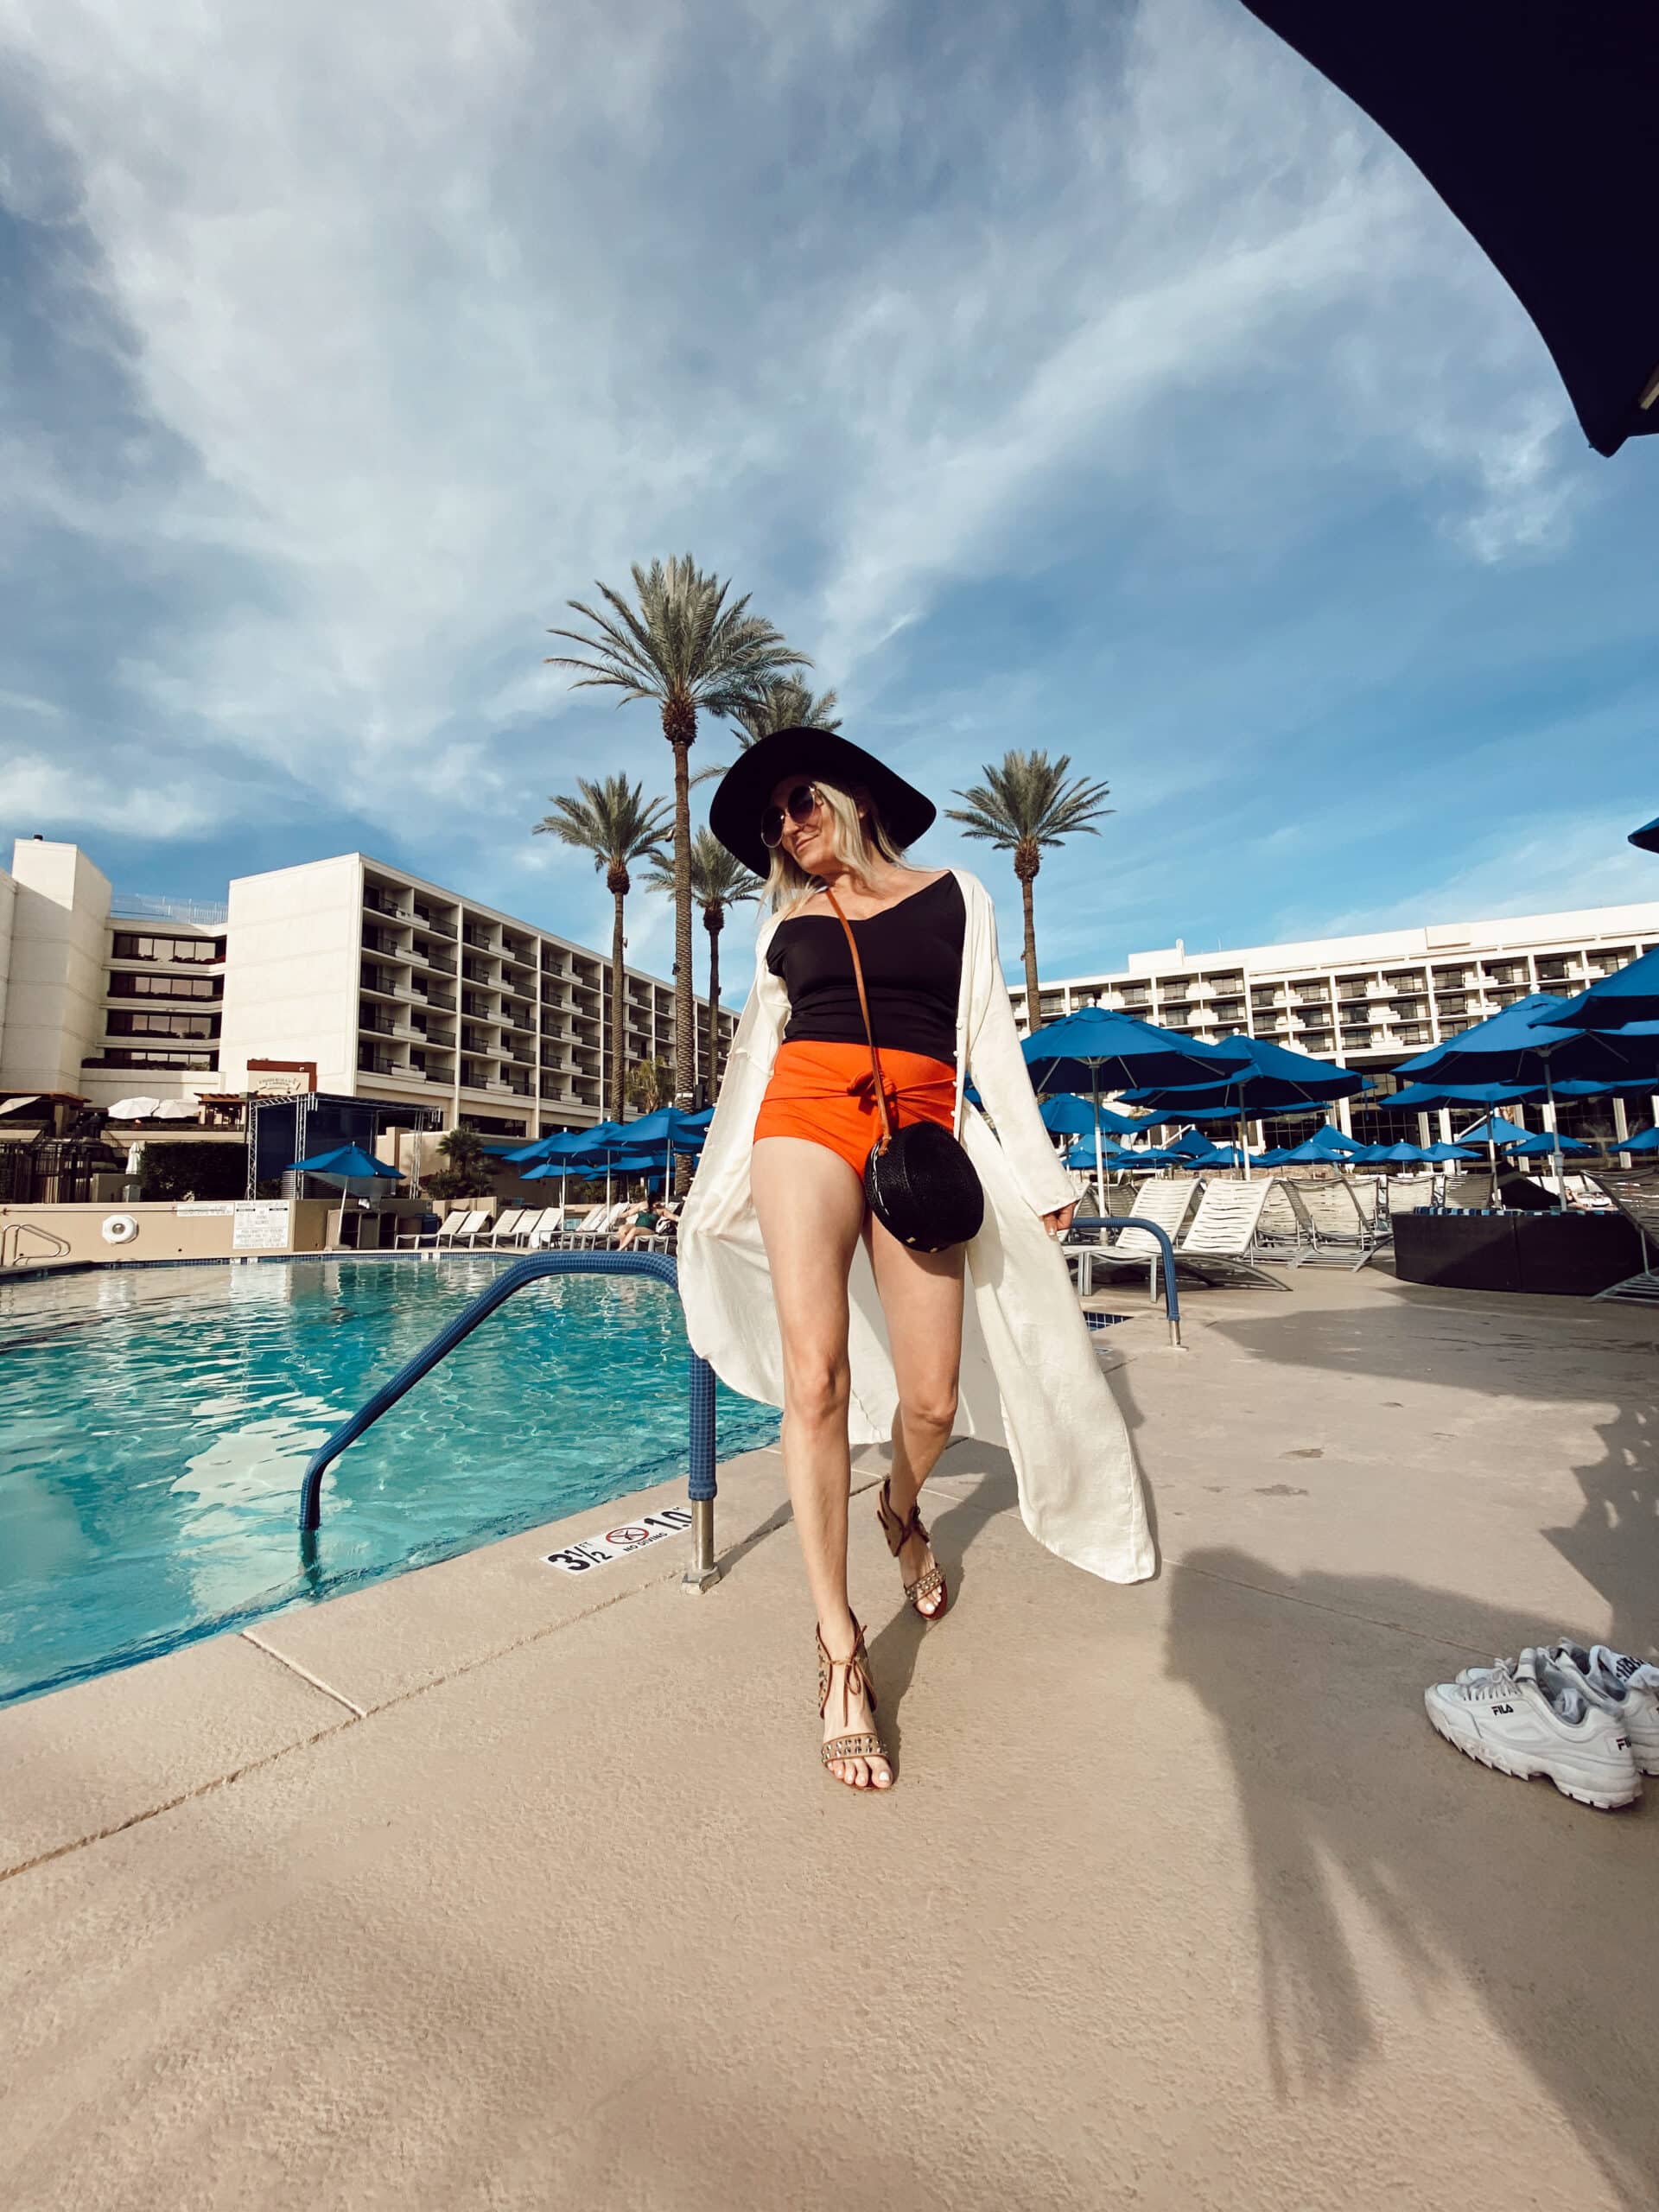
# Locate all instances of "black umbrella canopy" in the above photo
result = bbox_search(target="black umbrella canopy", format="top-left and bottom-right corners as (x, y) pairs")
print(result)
(1240, 3), (1659, 457)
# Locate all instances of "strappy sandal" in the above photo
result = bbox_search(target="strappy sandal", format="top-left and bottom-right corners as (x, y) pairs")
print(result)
(817, 1618), (891, 1789)
(876, 1475), (949, 1621)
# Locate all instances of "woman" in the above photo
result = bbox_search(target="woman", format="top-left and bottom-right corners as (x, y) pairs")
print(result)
(680, 728), (1154, 1793)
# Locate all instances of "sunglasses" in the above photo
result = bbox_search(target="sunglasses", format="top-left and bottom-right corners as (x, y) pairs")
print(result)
(760, 783), (824, 849)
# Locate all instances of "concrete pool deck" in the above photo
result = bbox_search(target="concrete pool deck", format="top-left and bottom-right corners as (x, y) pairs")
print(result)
(3, 1265), (1656, 2209)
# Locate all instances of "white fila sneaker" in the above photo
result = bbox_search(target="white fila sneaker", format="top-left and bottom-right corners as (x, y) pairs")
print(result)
(1426, 1649), (1642, 1810)
(1455, 1640), (1659, 1778)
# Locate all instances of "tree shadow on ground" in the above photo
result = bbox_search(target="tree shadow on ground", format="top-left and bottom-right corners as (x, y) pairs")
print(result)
(1205, 1297), (1659, 1656)
(1167, 1547), (1659, 2207)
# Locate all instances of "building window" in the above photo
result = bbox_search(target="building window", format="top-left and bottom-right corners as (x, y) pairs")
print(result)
(108, 971), (221, 1001)
(87, 1046), (217, 1071)
(111, 931), (223, 964)
(107, 1009), (219, 1039)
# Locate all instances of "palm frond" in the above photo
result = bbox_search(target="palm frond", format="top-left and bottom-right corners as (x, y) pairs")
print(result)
(642, 827), (763, 909)
(944, 748), (1112, 849)
(532, 773), (673, 872)
(547, 556), (810, 711)
(729, 678), (842, 748)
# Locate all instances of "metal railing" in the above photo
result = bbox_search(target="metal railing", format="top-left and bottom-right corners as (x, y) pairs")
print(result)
(111, 891), (229, 925)
(0, 1221), (73, 1268)
(1070, 1216), (1183, 1346)
(297, 1251), (720, 1588)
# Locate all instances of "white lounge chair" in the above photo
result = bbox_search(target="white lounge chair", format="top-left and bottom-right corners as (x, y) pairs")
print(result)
(562, 1200), (632, 1249)
(1170, 1182), (1289, 1291)
(1253, 1178), (1312, 1262)
(1385, 1174), (1436, 1217)
(521, 1205), (566, 1248)
(480, 1207), (531, 1249)
(1071, 1179), (1199, 1300)
(399, 1207), (486, 1251)
(1590, 1173), (1659, 1303)
(1283, 1179), (1380, 1271)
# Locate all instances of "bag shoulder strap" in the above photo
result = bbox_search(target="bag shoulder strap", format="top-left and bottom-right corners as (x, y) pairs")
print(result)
(823, 885), (893, 1152)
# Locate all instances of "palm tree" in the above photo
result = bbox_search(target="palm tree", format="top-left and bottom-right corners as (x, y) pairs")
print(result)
(946, 751), (1113, 1024)
(625, 1056), (674, 1115)
(645, 830), (762, 1095)
(429, 1126), (494, 1199)
(547, 556), (807, 1116)
(534, 773), (671, 1119)
(729, 677), (842, 748)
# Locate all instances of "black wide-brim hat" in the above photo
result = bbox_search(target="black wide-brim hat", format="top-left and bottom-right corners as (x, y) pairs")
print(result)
(707, 727), (937, 878)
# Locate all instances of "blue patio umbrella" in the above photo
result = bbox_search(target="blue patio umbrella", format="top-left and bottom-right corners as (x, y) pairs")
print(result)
(1455, 1113), (1532, 1147)
(1399, 993), (1659, 1197)
(500, 1128), (601, 1167)
(1023, 1008), (1245, 1200)
(1271, 1128), (1366, 1169)
(1064, 1138), (1135, 1173)
(285, 1143), (403, 1180)
(1039, 1095), (1145, 1140)
(1167, 1127), (1248, 1168)
(284, 1141), (404, 1243)
(610, 1105), (710, 1182)
(1541, 944), (1659, 1033)
(1069, 1141), (1183, 1172)
(1423, 1141), (1482, 1164)
(1618, 1124), (1659, 1154)
(1123, 1034), (1364, 1179)
(1133, 1101), (1248, 1124)
(1301, 1122), (1365, 1158)
(1509, 1130), (1593, 1160)
(1438, 1110), (1529, 1192)
(1375, 1078), (1534, 1114)
(1630, 817), (1659, 857)
(1165, 1126), (1220, 1157)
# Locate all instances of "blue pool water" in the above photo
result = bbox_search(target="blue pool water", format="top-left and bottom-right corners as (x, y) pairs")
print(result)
(0, 1257), (779, 1707)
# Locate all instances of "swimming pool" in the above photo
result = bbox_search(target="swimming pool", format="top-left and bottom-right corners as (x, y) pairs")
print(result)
(0, 1257), (779, 1707)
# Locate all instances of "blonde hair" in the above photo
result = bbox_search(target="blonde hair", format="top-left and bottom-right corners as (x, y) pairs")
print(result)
(763, 777), (907, 912)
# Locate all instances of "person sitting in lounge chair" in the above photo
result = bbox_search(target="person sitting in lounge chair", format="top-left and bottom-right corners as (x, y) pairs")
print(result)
(615, 1202), (672, 1251)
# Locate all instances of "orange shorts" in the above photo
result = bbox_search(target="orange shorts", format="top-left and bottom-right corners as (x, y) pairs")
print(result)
(753, 1039), (957, 1182)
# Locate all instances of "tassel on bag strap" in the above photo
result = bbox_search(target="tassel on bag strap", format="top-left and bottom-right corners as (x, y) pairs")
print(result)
(823, 886), (894, 1155)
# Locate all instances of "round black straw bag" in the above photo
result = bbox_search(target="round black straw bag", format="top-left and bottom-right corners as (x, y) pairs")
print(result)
(864, 1120), (984, 1252)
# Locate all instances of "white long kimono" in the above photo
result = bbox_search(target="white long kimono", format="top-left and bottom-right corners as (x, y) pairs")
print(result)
(678, 868), (1155, 1586)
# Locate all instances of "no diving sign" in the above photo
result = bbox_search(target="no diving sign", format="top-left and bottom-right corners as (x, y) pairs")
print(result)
(544, 1505), (693, 1574)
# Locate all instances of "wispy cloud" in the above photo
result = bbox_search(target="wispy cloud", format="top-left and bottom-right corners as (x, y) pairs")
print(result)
(1, 0), (1652, 982)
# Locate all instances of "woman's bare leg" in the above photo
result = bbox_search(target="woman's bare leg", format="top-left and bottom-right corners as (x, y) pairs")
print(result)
(867, 1215), (964, 1618)
(750, 1136), (891, 1789)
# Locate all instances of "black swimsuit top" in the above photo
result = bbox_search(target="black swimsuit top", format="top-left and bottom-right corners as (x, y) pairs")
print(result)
(766, 873), (965, 1068)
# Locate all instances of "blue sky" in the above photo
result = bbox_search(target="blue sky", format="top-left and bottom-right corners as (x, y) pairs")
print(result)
(3, 0), (1656, 996)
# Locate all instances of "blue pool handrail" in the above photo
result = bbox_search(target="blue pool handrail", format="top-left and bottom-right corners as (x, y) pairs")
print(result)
(296, 1251), (718, 1584)
(1069, 1216), (1182, 1346)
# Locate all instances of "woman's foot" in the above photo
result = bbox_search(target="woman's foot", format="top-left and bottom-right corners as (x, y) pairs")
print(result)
(817, 1616), (893, 1790)
(876, 1476), (949, 1622)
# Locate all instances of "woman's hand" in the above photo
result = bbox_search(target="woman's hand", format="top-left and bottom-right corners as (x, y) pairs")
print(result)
(1042, 1202), (1076, 1239)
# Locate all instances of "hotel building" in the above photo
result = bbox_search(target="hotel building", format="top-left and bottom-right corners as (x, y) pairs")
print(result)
(0, 838), (734, 1140)
(1008, 899), (1659, 1145)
